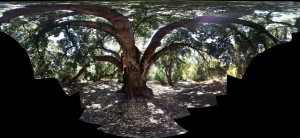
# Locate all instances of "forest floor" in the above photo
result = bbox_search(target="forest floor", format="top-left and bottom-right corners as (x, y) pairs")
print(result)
(61, 79), (226, 138)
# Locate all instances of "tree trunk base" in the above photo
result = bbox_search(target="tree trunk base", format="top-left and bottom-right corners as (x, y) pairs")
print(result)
(117, 85), (154, 99)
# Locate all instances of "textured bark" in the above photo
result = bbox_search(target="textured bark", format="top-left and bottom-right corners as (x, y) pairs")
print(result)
(64, 27), (79, 50)
(68, 63), (90, 84)
(117, 64), (153, 98)
(166, 63), (173, 86)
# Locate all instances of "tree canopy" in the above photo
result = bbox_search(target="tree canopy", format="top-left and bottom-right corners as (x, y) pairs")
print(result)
(0, 1), (299, 97)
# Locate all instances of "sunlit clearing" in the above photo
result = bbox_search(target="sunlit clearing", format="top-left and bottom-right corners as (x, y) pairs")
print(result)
(149, 116), (159, 124)
(197, 92), (204, 95)
(179, 131), (186, 134)
(203, 104), (211, 107)
(213, 91), (222, 94)
(105, 104), (113, 108)
(147, 102), (165, 114)
(91, 104), (101, 109)
(155, 109), (164, 114)
(187, 103), (195, 108)
(147, 102), (155, 107)
(83, 90), (90, 93)
(188, 91), (195, 95)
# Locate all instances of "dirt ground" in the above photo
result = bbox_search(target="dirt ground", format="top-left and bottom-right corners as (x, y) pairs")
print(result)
(61, 79), (226, 138)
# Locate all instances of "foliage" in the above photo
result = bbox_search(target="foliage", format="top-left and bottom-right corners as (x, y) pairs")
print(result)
(0, 1), (299, 83)
(154, 68), (166, 84)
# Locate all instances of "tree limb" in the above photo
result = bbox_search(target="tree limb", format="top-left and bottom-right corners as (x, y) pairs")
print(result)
(141, 16), (279, 65)
(95, 39), (121, 59)
(264, 11), (295, 28)
(40, 11), (78, 29)
(0, 4), (127, 28)
(151, 42), (185, 63)
(64, 27), (79, 50)
(294, 17), (300, 31)
(64, 46), (75, 55)
(225, 24), (256, 52)
(0, 4), (136, 54)
(141, 42), (199, 78)
(92, 55), (122, 69)
(68, 62), (90, 84)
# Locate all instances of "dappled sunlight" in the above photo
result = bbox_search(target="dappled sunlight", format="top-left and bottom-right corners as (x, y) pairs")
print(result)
(149, 116), (159, 124)
(147, 102), (165, 114)
(90, 104), (101, 110)
(197, 92), (204, 95)
(61, 79), (225, 137)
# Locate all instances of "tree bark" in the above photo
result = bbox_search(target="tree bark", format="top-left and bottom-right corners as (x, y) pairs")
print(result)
(68, 63), (90, 84)
(166, 63), (173, 86)
(117, 64), (153, 98)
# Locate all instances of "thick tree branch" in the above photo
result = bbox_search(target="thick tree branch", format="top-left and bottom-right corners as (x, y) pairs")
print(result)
(267, 21), (294, 28)
(62, 21), (115, 35)
(95, 39), (121, 59)
(40, 12), (78, 29)
(141, 42), (199, 78)
(36, 20), (115, 43)
(225, 24), (257, 52)
(92, 55), (122, 69)
(195, 50), (209, 65)
(68, 62), (90, 84)
(264, 12), (295, 28)
(151, 42), (186, 63)
(141, 16), (279, 65)
(64, 27), (79, 50)
(0, 4), (136, 54)
(64, 46), (75, 55)
(295, 17), (300, 31)
(0, 4), (127, 28)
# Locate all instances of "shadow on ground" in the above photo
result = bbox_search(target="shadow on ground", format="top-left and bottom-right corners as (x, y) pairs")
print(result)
(61, 79), (226, 137)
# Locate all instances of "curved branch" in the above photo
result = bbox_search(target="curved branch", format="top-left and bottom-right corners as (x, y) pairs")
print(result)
(92, 55), (122, 69)
(295, 17), (300, 31)
(195, 50), (209, 65)
(265, 12), (295, 28)
(226, 24), (256, 52)
(37, 20), (115, 39)
(141, 16), (279, 64)
(267, 21), (294, 28)
(141, 42), (199, 78)
(0, 4), (127, 28)
(62, 21), (115, 35)
(151, 42), (186, 63)
(68, 62), (90, 84)
(93, 37), (120, 59)
(0, 4), (135, 51)
(41, 11), (78, 29)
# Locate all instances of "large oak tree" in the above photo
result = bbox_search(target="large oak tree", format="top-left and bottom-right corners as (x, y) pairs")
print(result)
(1, 2), (299, 98)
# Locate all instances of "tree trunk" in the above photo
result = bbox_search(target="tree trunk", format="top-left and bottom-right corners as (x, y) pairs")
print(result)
(117, 63), (153, 99)
(68, 63), (90, 84)
(166, 63), (173, 86)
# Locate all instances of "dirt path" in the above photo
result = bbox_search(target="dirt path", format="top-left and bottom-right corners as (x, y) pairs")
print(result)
(61, 80), (226, 137)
